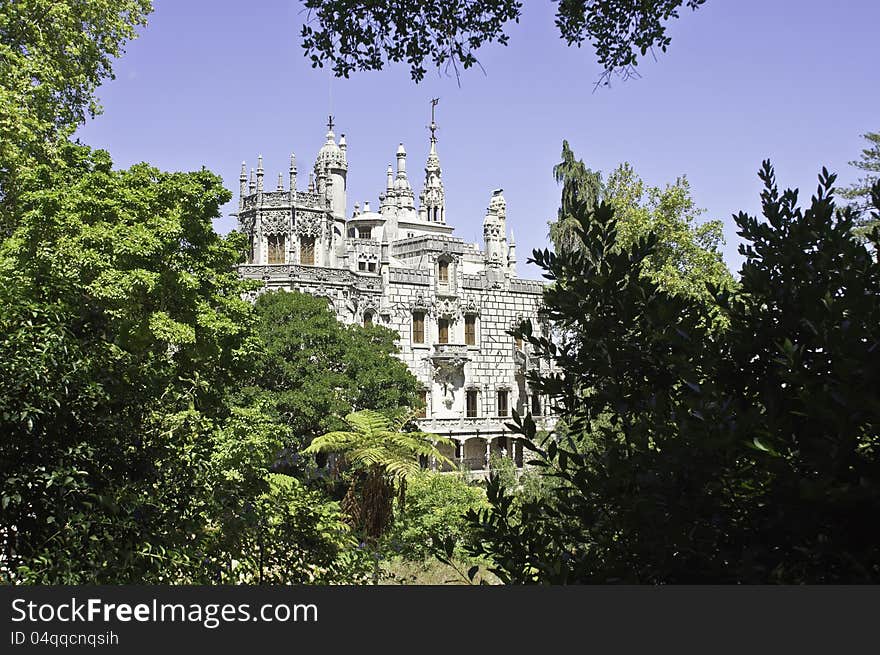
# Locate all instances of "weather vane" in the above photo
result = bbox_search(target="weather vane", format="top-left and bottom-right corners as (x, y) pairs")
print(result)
(429, 98), (439, 140)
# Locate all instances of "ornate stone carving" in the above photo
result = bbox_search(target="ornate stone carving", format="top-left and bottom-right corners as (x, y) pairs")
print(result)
(260, 209), (290, 235)
(429, 344), (469, 405)
(411, 293), (435, 316)
(461, 296), (480, 316)
(295, 211), (323, 238)
(435, 296), (460, 320)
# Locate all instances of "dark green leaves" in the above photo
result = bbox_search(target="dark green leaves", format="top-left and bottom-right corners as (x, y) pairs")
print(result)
(298, 1), (705, 84)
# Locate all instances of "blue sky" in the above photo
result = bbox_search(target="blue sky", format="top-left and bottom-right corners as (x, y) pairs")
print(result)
(75, 0), (880, 280)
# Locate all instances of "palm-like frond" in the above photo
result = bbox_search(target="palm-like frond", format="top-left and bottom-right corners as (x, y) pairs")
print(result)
(304, 409), (454, 480)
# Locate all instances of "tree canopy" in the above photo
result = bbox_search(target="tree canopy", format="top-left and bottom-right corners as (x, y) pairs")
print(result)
(300, 0), (707, 83)
(445, 163), (880, 584)
(0, 142), (264, 582)
(0, 0), (153, 233)
(238, 289), (423, 474)
(548, 142), (733, 316)
(840, 131), (880, 239)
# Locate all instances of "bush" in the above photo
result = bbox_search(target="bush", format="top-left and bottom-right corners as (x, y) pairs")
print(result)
(385, 471), (488, 561)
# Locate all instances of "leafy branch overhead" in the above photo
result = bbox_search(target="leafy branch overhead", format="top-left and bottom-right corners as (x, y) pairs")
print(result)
(300, 0), (707, 83)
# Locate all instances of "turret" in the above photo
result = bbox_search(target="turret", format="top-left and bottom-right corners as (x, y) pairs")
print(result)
(393, 143), (415, 211)
(313, 117), (347, 219)
(483, 189), (508, 268)
(289, 153), (297, 193)
(256, 154), (264, 194)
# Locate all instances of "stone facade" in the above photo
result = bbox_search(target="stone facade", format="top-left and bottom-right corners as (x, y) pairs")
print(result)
(236, 115), (554, 471)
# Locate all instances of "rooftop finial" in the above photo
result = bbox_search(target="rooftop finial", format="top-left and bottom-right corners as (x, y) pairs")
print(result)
(429, 97), (439, 142)
(327, 114), (334, 133)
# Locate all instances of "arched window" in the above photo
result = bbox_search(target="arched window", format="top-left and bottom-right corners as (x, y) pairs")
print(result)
(267, 234), (285, 264)
(300, 237), (315, 265)
(363, 312), (373, 328)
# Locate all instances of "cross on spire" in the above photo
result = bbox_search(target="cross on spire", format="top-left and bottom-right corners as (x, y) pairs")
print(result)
(327, 115), (334, 132)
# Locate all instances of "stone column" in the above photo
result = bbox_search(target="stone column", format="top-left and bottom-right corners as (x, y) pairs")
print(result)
(484, 439), (491, 471)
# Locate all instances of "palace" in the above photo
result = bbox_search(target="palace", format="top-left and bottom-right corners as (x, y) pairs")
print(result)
(236, 108), (554, 472)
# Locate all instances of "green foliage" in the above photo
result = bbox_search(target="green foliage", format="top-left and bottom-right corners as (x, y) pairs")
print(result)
(548, 140), (603, 255)
(448, 162), (880, 584)
(239, 289), (422, 473)
(840, 131), (880, 239)
(385, 471), (489, 561)
(604, 162), (735, 317)
(305, 410), (453, 542)
(0, 142), (265, 583)
(548, 144), (734, 321)
(306, 410), (453, 483)
(299, 0), (705, 83)
(219, 474), (372, 585)
(0, 0), (153, 232)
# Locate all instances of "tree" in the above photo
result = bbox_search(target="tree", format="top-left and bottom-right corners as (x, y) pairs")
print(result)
(304, 409), (453, 582)
(300, 0), (707, 84)
(0, 0), (153, 233)
(548, 140), (603, 255)
(385, 470), (489, 562)
(840, 132), (880, 239)
(220, 472), (372, 585)
(443, 163), (880, 584)
(547, 146), (734, 319)
(0, 142), (273, 583)
(238, 289), (423, 475)
(604, 162), (734, 314)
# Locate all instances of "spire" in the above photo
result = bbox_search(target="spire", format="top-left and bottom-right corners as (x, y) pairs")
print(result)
(421, 98), (445, 223)
(248, 168), (256, 194)
(386, 164), (394, 192)
(239, 161), (247, 200)
(256, 154), (264, 193)
(308, 172), (315, 193)
(277, 172), (284, 191)
(289, 152), (297, 192)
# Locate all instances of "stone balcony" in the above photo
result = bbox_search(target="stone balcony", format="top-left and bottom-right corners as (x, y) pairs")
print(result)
(430, 343), (470, 364)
